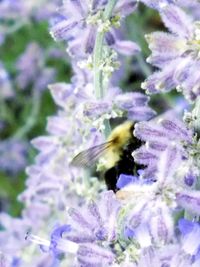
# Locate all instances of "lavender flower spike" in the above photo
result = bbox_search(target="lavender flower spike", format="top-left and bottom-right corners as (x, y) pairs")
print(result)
(133, 112), (193, 177)
(50, 0), (139, 58)
(142, 4), (200, 101)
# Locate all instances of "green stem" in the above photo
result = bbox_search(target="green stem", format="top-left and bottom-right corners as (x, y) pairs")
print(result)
(103, 0), (118, 20)
(93, 0), (118, 99)
(184, 96), (200, 220)
(0, 19), (28, 36)
(135, 54), (151, 78)
(192, 96), (200, 193)
(93, 0), (117, 136)
(93, 32), (104, 99)
(14, 89), (41, 139)
(192, 96), (200, 139)
(0, 96), (14, 124)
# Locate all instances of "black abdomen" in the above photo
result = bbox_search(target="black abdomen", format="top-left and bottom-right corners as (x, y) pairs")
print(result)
(104, 139), (142, 191)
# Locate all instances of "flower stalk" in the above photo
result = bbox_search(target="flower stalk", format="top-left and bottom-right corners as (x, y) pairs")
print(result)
(93, 0), (117, 136)
(93, 0), (118, 99)
(192, 96), (200, 139)
(14, 89), (41, 139)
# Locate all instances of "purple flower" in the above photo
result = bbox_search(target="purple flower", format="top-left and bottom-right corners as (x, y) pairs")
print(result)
(133, 112), (193, 178)
(140, 0), (200, 19)
(81, 90), (156, 121)
(117, 174), (139, 188)
(125, 245), (200, 267)
(0, 213), (31, 254)
(16, 43), (56, 91)
(116, 152), (178, 248)
(184, 171), (197, 187)
(178, 219), (200, 258)
(50, 0), (139, 57)
(114, 92), (156, 121)
(142, 4), (200, 101)
(65, 191), (120, 244)
(26, 192), (120, 266)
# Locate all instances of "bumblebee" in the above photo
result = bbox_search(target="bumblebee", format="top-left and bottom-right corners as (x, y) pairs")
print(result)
(71, 121), (142, 191)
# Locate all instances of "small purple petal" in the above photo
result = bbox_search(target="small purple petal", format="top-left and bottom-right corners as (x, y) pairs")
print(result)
(115, 92), (149, 109)
(124, 226), (135, 238)
(49, 83), (73, 108)
(68, 208), (93, 230)
(159, 117), (192, 143)
(85, 27), (96, 54)
(128, 209), (143, 228)
(105, 31), (116, 46)
(66, 234), (96, 243)
(115, 0), (138, 16)
(50, 20), (78, 41)
(114, 40), (141, 56)
(103, 191), (120, 218)
(142, 164), (158, 179)
(149, 206), (173, 244)
(160, 4), (194, 38)
(69, 0), (86, 17)
(176, 191), (200, 215)
(133, 146), (158, 165)
(178, 219), (195, 236)
(77, 244), (115, 266)
(147, 53), (178, 68)
(31, 136), (58, 152)
(50, 225), (71, 253)
(134, 122), (168, 141)
(46, 117), (69, 136)
(180, 221), (200, 255)
(184, 172), (196, 187)
(142, 63), (178, 94)
(147, 141), (167, 151)
(117, 174), (138, 188)
(157, 146), (182, 181)
(83, 101), (110, 118)
(91, 0), (101, 10)
(128, 106), (156, 121)
(146, 32), (182, 59)
(88, 200), (102, 225)
(139, 0), (160, 9)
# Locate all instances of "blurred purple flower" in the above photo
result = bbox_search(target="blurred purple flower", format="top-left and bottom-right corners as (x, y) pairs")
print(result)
(16, 42), (56, 91)
(0, 138), (28, 175)
(0, 62), (14, 99)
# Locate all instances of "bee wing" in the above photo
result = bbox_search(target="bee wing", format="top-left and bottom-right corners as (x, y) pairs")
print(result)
(70, 141), (112, 168)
